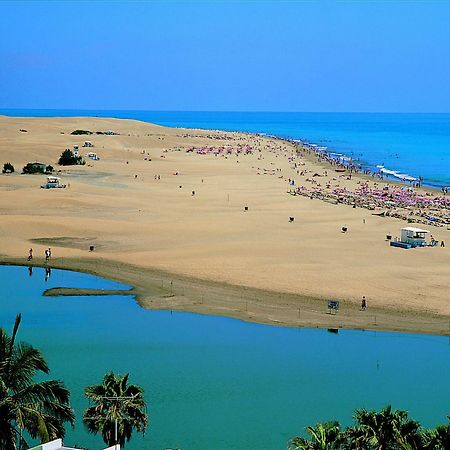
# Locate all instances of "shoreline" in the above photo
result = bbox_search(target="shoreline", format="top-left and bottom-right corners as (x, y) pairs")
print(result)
(2, 111), (449, 190)
(2, 258), (449, 337)
(0, 115), (448, 336)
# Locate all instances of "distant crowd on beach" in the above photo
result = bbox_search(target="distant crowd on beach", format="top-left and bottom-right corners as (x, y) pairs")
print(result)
(279, 142), (449, 229)
(186, 144), (254, 156)
(291, 181), (449, 228)
(170, 130), (448, 230)
(298, 142), (425, 185)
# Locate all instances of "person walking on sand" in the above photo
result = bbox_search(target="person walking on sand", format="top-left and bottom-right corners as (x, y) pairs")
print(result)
(28, 248), (33, 261)
(45, 249), (49, 262)
(361, 296), (367, 311)
(48, 248), (52, 259)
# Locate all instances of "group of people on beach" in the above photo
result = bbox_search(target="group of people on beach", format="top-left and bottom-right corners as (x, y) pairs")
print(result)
(292, 179), (449, 228)
(28, 247), (52, 261)
(178, 130), (448, 231)
(285, 145), (449, 228)
(186, 144), (254, 156)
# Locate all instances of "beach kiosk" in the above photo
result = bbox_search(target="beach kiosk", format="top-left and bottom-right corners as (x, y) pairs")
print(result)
(41, 176), (66, 189)
(401, 227), (428, 246)
(390, 226), (429, 248)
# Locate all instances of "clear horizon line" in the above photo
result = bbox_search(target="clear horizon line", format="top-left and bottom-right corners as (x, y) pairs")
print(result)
(1, 108), (450, 114)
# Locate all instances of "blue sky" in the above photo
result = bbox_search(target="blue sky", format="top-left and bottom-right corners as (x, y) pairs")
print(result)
(1, 1), (449, 112)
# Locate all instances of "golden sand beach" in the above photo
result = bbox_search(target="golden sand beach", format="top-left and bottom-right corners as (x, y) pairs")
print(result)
(0, 116), (449, 334)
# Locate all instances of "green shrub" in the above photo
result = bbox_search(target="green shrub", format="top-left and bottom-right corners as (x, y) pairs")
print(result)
(71, 129), (92, 135)
(58, 149), (85, 166)
(22, 163), (46, 174)
(2, 162), (15, 173)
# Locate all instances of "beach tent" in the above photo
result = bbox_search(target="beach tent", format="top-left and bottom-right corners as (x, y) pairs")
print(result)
(400, 227), (428, 246)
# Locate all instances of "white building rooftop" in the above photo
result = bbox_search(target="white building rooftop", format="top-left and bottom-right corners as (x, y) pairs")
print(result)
(28, 439), (120, 450)
(401, 226), (429, 233)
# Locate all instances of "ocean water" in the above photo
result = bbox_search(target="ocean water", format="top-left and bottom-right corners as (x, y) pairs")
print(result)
(0, 266), (449, 450)
(2, 109), (450, 188)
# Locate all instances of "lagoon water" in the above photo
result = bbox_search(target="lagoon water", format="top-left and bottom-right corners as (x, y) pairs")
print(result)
(0, 265), (449, 450)
(2, 109), (450, 188)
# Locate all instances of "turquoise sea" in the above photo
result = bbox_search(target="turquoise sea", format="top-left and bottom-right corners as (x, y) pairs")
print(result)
(2, 109), (450, 188)
(0, 266), (449, 450)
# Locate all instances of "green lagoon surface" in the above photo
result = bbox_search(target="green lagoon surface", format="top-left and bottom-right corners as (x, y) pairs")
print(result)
(0, 265), (449, 450)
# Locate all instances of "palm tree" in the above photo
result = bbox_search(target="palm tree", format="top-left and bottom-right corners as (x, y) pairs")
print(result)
(289, 421), (342, 450)
(0, 314), (75, 450)
(83, 372), (148, 448)
(345, 405), (422, 450)
(421, 422), (450, 449)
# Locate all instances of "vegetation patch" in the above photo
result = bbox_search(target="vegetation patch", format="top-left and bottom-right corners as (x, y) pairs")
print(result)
(0, 314), (75, 448)
(22, 163), (53, 174)
(289, 406), (450, 449)
(95, 130), (119, 135)
(58, 149), (85, 166)
(2, 162), (14, 173)
(71, 129), (93, 135)
(70, 129), (119, 135)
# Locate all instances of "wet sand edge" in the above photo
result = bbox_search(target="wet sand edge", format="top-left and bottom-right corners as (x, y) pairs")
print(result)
(1, 257), (449, 337)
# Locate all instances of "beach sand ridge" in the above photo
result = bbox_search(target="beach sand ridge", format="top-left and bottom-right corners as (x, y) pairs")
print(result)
(0, 116), (449, 334)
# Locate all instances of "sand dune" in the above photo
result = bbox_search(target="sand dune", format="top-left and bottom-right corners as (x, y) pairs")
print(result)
(0, 116), (449, 333)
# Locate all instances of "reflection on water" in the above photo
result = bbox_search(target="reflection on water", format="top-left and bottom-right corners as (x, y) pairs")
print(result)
(27, 265), (52, 280)
(0, 265), (449, 450)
